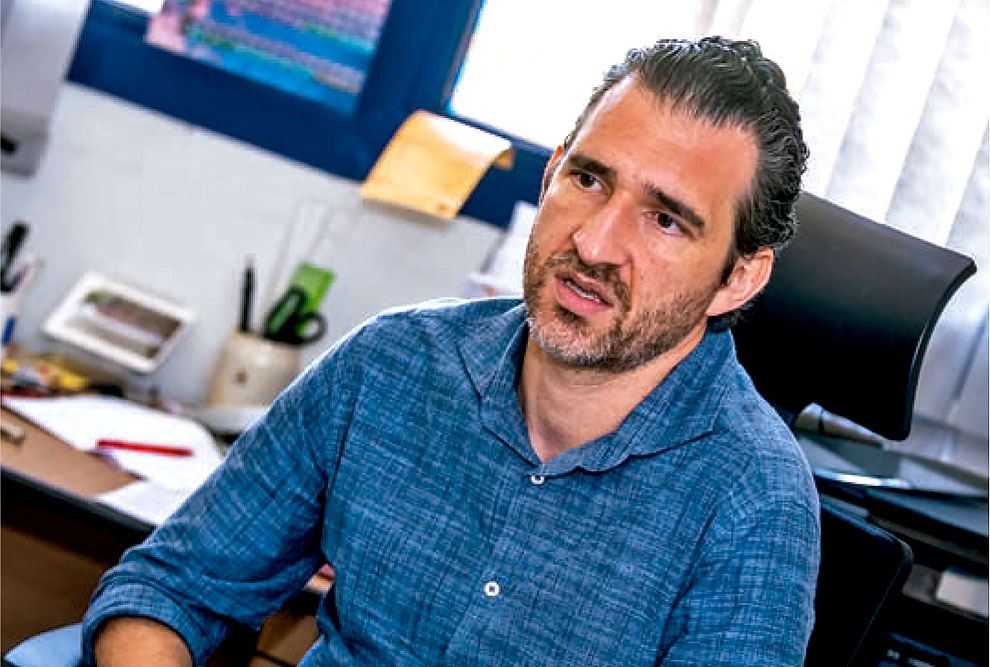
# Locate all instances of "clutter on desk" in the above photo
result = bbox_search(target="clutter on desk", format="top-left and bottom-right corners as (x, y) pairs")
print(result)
(1, 341), (226, 527)
(239, 255), (255, 334)
(201, 201), (344, 435)
(254, 200), (341, 345)
(361, 110), (515, 220)
(200, 331), (300, 436)
(262, 200), (334, 320)
(1, 221), (43, 359)
(211, 259), (332, 429)
(1, 393), (221, 491)
(263, 263), (333, 345)
(42, 271), (195, 374)
(1, 349), (90, 395)
(1, 222), (29, 290)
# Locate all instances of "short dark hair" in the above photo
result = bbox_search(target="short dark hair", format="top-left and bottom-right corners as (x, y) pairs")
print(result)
(563, 37), (808, 329)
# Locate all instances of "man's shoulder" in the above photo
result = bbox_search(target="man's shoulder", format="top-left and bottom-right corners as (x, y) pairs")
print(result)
(710, 358), (818, 511)
(715, 364), (794, 449)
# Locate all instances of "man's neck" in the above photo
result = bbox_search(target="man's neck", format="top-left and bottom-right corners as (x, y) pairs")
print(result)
(518, 328), (706, 463)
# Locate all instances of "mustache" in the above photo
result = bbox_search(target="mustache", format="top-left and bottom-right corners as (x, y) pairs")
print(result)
(544, 250), (630, 309)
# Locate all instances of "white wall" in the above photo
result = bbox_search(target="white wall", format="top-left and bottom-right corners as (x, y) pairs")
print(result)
(0, 83), (502, 405)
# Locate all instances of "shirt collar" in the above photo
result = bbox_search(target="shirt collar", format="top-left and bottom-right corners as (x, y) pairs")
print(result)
(457, 300), (737, 473)
(458, 300), (537, 465)
(457, 299), (529, 399)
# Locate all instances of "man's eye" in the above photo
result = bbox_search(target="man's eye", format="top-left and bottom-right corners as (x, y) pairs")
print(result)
(655, 212), (685, 235)
(573, 171), (600, 189)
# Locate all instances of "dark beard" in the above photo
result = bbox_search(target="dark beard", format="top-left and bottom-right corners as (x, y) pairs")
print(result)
(523, 241), (718, 373)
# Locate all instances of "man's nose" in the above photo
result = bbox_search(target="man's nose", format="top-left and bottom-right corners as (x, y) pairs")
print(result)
(571, 195), (632, 267)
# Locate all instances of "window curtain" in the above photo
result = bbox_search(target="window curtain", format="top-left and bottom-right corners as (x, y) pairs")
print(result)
(700, 0), (989, 448)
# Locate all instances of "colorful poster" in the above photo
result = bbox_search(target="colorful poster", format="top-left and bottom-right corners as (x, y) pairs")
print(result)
(146, 0), (392, 113)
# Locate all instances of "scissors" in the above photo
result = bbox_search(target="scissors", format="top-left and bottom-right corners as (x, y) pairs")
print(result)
(263, 287), (326, 345)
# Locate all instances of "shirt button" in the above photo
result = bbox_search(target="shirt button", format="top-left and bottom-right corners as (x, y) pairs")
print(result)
(483, 581), (501, 597)
(529, 474), (546, 485)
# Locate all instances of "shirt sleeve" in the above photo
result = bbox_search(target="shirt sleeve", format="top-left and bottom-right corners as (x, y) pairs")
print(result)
(658, 492), (821, 666)
(81, 329), (365, 666)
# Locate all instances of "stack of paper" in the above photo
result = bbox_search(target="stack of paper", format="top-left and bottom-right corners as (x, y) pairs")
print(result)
(95, 480), (194, 526)
(3, 395), (223, 524)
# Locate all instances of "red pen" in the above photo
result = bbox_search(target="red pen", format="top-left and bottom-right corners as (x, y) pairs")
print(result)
(96, 439), (194, 457)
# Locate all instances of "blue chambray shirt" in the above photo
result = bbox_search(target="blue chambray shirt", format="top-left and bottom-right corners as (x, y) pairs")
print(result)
(83, 298), (820, 666)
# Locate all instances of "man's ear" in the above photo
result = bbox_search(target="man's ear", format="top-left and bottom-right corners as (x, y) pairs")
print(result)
(706, 247), (774, 317)
(540, 145), (566, 202)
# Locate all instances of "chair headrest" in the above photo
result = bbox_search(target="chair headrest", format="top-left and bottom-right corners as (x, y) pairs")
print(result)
(733, 192), (976, 440)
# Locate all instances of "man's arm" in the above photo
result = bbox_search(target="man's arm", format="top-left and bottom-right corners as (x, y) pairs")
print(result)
(93, 617), (192, 667)
(659, 496), (821, 666)
(81, 324), (370, 664)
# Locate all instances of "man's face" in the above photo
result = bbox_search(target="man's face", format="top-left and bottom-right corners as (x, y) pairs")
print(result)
(523, 76), (760, 373)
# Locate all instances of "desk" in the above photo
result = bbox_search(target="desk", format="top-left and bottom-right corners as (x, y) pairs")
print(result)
(1, 407), (139, 496)
(0, 407), (322, 665)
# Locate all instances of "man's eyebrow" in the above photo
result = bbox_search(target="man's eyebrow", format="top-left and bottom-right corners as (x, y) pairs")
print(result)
(565, 154), (615, 181)
(643, 183), (707, 234)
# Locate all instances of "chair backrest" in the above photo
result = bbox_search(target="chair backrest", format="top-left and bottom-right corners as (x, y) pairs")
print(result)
(731, 192), (960, 663)
(805, 503), (913, 666)
(733, 192), (976, 440)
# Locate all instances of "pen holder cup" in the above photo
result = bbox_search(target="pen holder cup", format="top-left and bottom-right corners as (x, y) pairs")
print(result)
(205, 332), (301, 408)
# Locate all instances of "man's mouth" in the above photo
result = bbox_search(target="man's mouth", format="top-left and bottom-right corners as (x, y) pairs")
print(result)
(554, 270), (615, 316)
(563, 278), (609, 305)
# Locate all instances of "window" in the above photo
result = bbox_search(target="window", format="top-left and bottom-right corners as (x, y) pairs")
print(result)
(450, 1), (705, 148)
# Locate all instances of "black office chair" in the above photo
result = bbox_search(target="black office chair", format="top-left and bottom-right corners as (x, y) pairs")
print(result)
(733, 191), (976, 442)
(733, 192), (976, 666)
(805, 502), (913, 667)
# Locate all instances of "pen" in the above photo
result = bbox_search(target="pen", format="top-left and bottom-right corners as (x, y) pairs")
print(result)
(1, 254), (42, 347)
(240, 255), (255, 333)
(0, 253), (42, 350)
(1, 313), (16, 347)
(6, 253), (39, 294)
(1, 222), (28, 292)
(96, 439), (194, 457)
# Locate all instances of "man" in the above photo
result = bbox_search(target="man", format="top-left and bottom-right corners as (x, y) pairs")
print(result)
(84, 37), (819, 665)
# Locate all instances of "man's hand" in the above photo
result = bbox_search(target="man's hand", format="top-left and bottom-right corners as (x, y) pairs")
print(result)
(94, 616), (192, 666)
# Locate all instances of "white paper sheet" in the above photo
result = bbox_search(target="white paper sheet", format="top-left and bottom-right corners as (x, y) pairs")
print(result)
(96, 479), (194, 526)
(2, 395), (222, 490)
